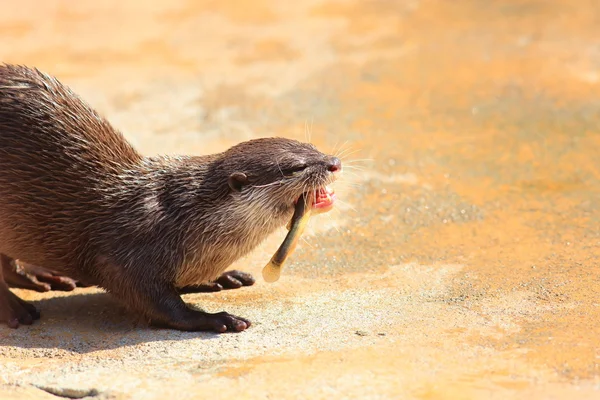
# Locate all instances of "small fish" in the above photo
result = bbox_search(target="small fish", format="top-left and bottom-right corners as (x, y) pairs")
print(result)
(262, 194), (312, 283)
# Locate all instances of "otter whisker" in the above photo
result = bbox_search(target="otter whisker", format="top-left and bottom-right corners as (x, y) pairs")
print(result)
(319, 210), (341, 235)
(251, 181), (284, 188)
(334, 183), (363, 191)
(336, 145), (358, 157)
(337, 167), (363, 175)
(337, 181), (363, 190)
(335, 198), (358, 213)
(338, 150), (366, 162)
(304, 119), (314, 144)
(330, 139), (343, 156)
(304, 120), (309, 143)
(330, 205), (342, 214)
(342, 166), (367, 172)
(336, 178), (365, 187)
(300, 233), (315, 248)
(275, 156), (284, 178)
(335, 147), (358, 159)
(333, 139), (351, 152)
(335, 170), (363, 180)
(341, 158), (374, 163)
(302, 182), (311, 210)
(335, 142), (363, 157)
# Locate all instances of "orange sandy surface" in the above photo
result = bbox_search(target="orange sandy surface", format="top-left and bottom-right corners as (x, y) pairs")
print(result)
(1, 1), (600, 399)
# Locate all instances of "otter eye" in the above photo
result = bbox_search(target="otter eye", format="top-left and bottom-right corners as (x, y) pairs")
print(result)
(284, 165), (307, 176)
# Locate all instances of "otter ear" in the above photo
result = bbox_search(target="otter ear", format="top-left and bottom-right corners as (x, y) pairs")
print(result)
(228, 172), (249, 192)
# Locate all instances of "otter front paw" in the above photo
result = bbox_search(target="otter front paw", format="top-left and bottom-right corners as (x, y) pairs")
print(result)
(197, 311), (251, 333)
(154, 309), (251, 333)
(0, 285), (40, 328)
(178, 270), (255, 293)
(215, 270), (255, 289)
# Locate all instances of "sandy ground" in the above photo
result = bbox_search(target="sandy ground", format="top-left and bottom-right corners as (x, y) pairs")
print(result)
(1, 0), (600, 398)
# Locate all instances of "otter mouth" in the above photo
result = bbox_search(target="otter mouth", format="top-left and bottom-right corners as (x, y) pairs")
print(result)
(296, 186), (336, 213)
(313, 186), (336, 210)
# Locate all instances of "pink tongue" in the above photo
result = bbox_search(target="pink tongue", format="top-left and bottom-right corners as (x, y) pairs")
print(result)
(294, 188), (336, 210)
(313, 187), (335, 209)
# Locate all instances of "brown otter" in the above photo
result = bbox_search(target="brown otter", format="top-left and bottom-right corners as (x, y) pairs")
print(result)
(0, 64), (340, 332)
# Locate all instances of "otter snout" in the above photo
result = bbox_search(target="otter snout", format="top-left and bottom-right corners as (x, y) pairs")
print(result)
(327, 157), (342, 173)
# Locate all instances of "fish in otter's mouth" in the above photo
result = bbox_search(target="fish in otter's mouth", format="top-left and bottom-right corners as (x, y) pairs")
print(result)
(262, 149), (341, 283)
(265, 186), (336, 283)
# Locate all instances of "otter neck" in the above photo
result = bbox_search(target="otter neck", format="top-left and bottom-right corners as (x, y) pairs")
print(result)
(128, 155), (290, 282)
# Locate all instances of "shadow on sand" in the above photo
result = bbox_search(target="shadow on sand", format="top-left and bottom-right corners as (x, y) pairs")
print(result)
(0, 290), (224, 354)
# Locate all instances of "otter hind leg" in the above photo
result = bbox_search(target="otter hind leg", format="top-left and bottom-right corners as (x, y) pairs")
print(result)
(0, 254), (41, 328)
(3, 260), (78, 292)
(178, 270), (255, 294)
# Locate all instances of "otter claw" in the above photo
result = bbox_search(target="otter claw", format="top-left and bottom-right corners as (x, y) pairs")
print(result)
(178, 270), (255, 294)
(209, 311), (251, 332)
(216, 270), (255, 289)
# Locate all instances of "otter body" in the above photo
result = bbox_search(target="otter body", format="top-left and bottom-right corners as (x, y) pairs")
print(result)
(0, 65), (340, 331)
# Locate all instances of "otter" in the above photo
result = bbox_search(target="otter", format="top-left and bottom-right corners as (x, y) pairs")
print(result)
(0, 64), (341, 332)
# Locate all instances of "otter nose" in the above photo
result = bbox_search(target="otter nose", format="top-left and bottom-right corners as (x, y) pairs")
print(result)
(327, 157), (342, 173)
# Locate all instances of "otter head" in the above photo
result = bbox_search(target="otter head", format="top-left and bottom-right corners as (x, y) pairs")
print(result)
(221, 137), (341, 217)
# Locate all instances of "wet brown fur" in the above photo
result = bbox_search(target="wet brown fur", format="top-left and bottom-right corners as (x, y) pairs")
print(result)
(0, 64), (339, 331)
